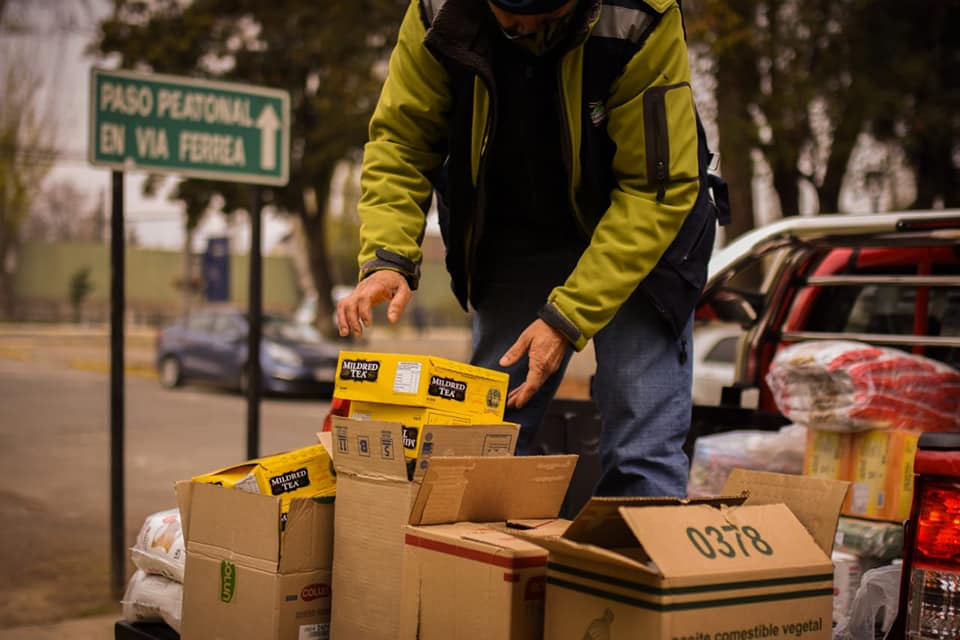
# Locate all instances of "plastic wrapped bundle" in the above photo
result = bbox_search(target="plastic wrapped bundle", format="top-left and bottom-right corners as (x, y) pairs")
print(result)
(121, 569), (183, 633)
(766, 341), (960, 433)
(686, 425), (807, 497)
(130, 508), (185, 583)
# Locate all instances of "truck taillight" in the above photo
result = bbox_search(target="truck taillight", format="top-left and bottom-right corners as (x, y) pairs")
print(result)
(914, 484), (960, 563)
(897, 433), (960, 639)
(906, 481), (960, 639)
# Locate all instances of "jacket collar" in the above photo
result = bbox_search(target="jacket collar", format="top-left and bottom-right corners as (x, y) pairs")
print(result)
(424, 0), (601, 73)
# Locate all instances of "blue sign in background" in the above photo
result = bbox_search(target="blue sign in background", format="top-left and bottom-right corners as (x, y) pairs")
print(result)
(203, 237), (231, 302)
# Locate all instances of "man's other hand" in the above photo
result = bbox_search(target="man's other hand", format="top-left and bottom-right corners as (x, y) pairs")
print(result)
(336, 270), (411, 338)
(500, 319), (569, 408)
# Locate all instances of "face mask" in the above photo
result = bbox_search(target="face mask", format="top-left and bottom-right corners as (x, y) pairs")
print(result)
(501, 13), (572, 56)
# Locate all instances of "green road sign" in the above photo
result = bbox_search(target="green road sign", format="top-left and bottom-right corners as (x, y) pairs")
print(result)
(89, 69), (290, 186)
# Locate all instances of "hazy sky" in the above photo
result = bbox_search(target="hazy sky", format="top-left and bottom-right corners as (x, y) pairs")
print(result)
(2, 0), (292, 253)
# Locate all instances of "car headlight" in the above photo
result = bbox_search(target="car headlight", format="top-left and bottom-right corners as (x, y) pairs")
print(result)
(265, 342), (302, 368)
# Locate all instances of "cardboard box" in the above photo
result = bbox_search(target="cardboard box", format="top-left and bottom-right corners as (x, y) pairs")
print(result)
(843, 429), (920, 521)
(334, 351), (509, 419)
(401, 482), (574, 640)
(327, 417), (576, 640)
(803, 428), (853, 481)
(526, 470), (849, 640)
(191, 443), (336, 524)
(176, 481), (334, 640)
(346, 400), (470, 459)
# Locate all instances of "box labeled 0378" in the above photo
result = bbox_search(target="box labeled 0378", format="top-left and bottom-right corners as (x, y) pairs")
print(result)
(334, 352), (510, 458)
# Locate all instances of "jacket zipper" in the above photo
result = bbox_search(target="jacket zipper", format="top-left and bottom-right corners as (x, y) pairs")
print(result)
(556, 55), (587, 235)
(643, 84), (687, 203)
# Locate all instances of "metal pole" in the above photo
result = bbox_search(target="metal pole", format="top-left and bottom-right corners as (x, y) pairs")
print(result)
(246, 187), (263, 460)
(109, 170), (126, 599)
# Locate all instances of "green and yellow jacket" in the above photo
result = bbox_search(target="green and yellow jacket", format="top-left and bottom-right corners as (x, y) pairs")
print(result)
(358, 0), (722, 351)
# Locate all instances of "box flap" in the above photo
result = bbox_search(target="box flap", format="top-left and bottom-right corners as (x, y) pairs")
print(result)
(563, 494), (745, 549)
(514, 530), (658, 574)
(619, 503), (831, 579)
(316, 430), (333, 458)
(722, 469), (850, 556)
(406, 522), (549, 557)
(412, 423), (520, 477)
(330, 416), (409, 481)
(175, 479), (193, 541)
(409, 455), (576, 525)
(186, 482), (280, 565)
(505, 518), (572, 538)
(278, 496), (334, 573)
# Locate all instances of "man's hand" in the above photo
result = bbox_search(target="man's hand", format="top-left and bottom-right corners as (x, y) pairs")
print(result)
(499, 319), (569, 409)
(336, 270), (411, 338)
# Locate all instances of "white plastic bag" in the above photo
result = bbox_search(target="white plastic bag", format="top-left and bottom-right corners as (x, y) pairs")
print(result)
(121, 569), (183, 632)
(831, 563), (900, 640)
(130, 508), (185, 583)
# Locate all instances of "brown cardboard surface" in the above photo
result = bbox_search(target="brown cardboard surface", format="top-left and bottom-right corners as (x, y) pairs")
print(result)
(330, 418), (409, 480)
(176, 469), (334, 640)
(409, 455), (577, 525)
(185, 481), (281, 564)
(723, 468), (850, 555)
(279, 496), (335, 573)
(619, 503), (830, 578)
(532, 471), (841, 640)
(328, 417), (525, 640)
(401, 522), (558, 640)
(562, 494), (746, 549)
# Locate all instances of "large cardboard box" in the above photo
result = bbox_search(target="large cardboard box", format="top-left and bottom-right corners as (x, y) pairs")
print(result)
(843, 429), (919, 521)
(328, 417), (576, 640)
(176, 481), (334, 640)
(401, 474), (574, 640)
(527, 470), (849, 640)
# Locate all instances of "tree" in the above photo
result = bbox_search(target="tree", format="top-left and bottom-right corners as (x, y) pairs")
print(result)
(22, 178), (95, 242)
(92, 0), (407, 335)
(0, 44), (58, 318)
(686, 0), (959, 228)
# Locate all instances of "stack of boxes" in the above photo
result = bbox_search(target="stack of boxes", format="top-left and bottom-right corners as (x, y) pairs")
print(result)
(332, 351), (512, 460)
(161, 350), (862, 639)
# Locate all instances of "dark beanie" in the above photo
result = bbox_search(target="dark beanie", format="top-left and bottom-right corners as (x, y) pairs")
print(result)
(488, 0), (571, 15)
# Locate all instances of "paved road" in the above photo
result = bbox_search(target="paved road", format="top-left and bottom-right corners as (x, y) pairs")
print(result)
(0, 323), (592, 636)
(0, 346), (330, 630)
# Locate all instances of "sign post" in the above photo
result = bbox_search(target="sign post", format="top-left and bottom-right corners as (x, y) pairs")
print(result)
(89, 68), (289, 598)
(90, 69), (289, 185)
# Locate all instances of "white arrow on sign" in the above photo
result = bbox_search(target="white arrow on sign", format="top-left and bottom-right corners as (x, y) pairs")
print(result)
(256, 105), (280, 171)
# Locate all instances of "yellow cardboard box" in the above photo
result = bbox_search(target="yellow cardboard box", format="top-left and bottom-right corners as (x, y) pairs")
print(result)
(803, 429), (853, 481)
(192, 443), (336, 523)
(843, 429), (920, 522)
(334, 351), (509, 419)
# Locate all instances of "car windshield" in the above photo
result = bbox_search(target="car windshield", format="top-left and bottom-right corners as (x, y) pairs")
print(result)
(263, 318), (323, 343)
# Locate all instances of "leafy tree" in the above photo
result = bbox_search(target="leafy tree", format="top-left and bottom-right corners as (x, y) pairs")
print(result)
(91, 0), (407, 334)
(0, 43), (58, 319)
(686, 0), (958, 227)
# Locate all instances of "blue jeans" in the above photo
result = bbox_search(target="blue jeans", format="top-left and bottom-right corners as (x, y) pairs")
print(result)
(470, 254), (692, 498)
